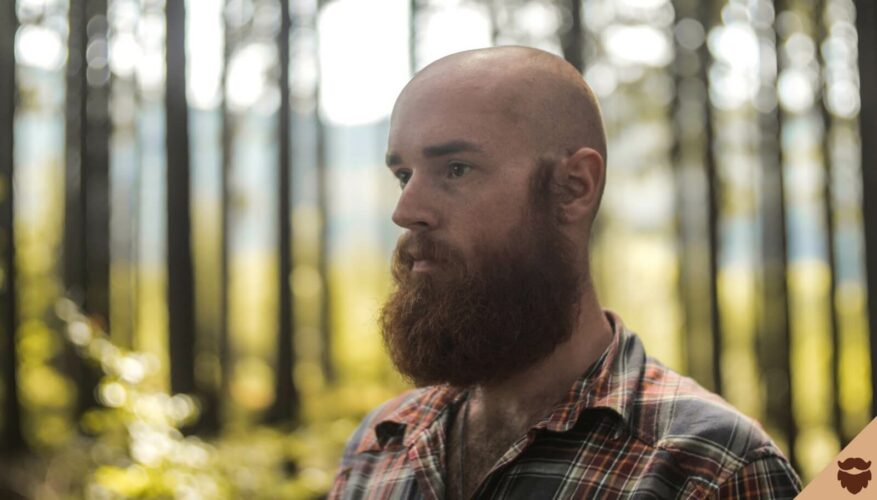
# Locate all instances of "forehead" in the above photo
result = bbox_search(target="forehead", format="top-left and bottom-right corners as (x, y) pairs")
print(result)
(387, 76), (532, 157)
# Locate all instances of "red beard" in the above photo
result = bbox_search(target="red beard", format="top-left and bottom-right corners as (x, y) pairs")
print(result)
(379, 160), (584, 387)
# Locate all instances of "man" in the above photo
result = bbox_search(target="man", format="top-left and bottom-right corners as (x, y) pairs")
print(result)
(331, 46), (801, 499)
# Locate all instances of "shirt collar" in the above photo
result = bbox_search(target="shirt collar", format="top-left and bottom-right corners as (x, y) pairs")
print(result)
(532, 310), (639, 434)
(361, 310), (641, 453)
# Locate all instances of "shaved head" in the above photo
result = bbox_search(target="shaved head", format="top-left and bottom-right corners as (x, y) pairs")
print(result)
(394, 46), (607, 164)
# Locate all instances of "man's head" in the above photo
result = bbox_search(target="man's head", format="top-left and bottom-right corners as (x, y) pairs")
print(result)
(380, 46), (608, 387)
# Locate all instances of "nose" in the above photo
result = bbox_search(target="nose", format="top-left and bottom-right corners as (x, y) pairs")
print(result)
(391, 172), (438, 230)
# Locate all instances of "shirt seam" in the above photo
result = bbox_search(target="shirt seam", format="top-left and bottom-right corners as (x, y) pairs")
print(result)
(714, 444), (796, 490)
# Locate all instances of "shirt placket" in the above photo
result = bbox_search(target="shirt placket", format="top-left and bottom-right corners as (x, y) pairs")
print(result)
(470, 429), (541, 498)
(407, 414), (450, 500)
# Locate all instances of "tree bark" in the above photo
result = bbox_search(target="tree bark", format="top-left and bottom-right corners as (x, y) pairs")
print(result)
(0, 0), (24, 456)
(65, 0), (104, 419)
(814, 0), (844, 443)
(83, 0), (111, 330)
(64, 0), (86, 305)
(671, 0), (721, 393)
(560, 0), (584, 73)
(701, 1), (723, 397)
(314, 0), (334, 384)
(757, 0), (796, 466)
(215, 0), (235, 432)
(166, 0), (197, 399)
(268, 0), (300, 425)
(409, 0), (419, 73)
(854, 0), (877, 419)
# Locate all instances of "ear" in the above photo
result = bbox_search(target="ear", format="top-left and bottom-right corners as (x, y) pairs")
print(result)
(556, 147), (605, 224)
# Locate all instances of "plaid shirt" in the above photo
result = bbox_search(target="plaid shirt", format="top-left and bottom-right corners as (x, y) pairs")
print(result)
(331, 312), (802, 499)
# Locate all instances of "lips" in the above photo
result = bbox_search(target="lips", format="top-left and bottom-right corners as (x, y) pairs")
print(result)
(393, 232), (462, 279)
(404, 248), (444, 271)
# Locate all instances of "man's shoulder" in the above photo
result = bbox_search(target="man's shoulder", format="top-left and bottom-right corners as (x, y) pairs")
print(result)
(630, 356), (794, 485)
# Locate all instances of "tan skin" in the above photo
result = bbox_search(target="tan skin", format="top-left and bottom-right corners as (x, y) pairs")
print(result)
(386, 47), (614, 499)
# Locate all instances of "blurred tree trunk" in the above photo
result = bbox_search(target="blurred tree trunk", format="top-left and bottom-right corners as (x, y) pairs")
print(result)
(854, 0), (877, 419)
(65, 0), (107, 419)
(166, 0), (197, 401)
(487, 0), (499, 46)
(701, 1), (722, 396)
(268, 0), (300, 425)
(757, 0), (795, 466)
(0, 0), (23, 456)
(316, 92), (334, 384)
(65, 0), (86, 309)
(559, 0), (583, 73)
(315, 0), (335, 384)
(83, 0), (111, 331)
(814, 0), (844, 443)
(409, 0), (418, 73)
(216, 0), (235, 432)
(671, 0), (721, 393)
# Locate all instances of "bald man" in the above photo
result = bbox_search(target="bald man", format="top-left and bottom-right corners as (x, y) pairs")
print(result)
(330, 47), (801, 499)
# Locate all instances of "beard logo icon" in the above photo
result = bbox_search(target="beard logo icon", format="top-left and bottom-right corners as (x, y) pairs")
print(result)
(837, 457), (872, 494)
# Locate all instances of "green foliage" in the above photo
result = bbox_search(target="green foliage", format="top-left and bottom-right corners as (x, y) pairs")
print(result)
(5, 298), (366, 499)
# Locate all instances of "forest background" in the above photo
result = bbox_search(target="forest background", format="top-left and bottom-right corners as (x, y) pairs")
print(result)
(1, 0), (876, 498)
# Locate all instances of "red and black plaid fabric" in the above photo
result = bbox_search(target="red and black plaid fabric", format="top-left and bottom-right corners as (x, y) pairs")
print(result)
(330, 312), (802, 499)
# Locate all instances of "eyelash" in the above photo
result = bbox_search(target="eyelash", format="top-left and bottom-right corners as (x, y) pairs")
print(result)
(393, 162), (472, 188)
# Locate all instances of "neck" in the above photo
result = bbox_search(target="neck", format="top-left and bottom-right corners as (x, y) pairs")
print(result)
(468, 284), (613, 428)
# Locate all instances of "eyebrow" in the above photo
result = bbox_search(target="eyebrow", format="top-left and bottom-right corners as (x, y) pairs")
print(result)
(385, 140), (484, 167)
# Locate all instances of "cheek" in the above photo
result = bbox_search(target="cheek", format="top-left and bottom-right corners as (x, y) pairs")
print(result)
(447, 167), (534, 250)
(455, 200), (529, 256)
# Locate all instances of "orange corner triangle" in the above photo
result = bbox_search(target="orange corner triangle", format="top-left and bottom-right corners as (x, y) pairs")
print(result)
(798, 417), (877, 498)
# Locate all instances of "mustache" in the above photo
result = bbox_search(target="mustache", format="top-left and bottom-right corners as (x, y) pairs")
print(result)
(839, 457), (872, 471)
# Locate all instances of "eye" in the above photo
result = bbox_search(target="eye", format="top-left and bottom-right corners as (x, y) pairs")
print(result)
(447, 162), (472, 179)
(394, 169), (412, 188)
